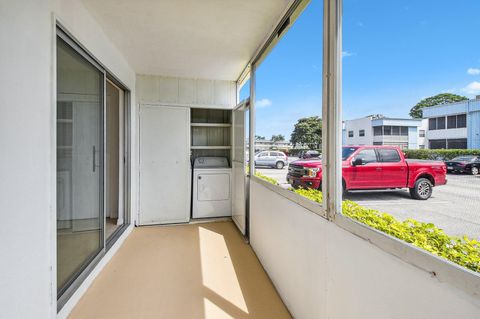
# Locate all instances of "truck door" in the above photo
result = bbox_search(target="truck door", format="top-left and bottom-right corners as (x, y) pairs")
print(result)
(348, 148), (382, 189)
(376, 148), (408, 188)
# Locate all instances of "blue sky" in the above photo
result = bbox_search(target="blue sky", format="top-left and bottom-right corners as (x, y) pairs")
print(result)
(249, 0), (480, 140)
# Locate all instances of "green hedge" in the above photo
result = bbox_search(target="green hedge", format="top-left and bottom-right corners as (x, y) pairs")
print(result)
(254, 172), (279, 185)
(256, 175), (480, 273)
(404, 149), (480, 160)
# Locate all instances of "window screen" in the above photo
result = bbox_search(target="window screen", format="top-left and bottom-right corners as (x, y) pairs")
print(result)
(457, 114), (467, 128)
(437, 117), (446, 129)
(373, 126), (382, 136)
(430, 139), (447, 149)
(391, 126), (400, 135)
(447, 115), (457, 129)
(429, 118), (436, 130)
(383, 126), (391, 135)
(447, 138), (467, 149)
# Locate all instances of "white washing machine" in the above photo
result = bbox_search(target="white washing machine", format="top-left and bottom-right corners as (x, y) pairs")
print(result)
(192, 157), (232, 218)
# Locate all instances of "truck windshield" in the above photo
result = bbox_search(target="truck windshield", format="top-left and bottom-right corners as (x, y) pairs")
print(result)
(342, 147), (358, 160)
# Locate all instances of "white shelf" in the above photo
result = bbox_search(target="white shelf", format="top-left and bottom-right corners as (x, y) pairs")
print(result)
(191, 146), (231, 150)
(191, 123), (231, 127)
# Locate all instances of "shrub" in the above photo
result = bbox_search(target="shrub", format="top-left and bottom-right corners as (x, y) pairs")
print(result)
(404, 149), (480, 160)
(254, 171), (279, 185)
(293, 187), (480, 272)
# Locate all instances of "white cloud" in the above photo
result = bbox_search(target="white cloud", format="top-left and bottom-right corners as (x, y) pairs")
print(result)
(256, 98), (272, 108)
(467, 68), (480, 75)
(462, 81), (480, 95)
(342, 51), (355, 58)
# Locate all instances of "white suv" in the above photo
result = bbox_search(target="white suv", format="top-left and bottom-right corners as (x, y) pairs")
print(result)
(254, 151), (288, 169)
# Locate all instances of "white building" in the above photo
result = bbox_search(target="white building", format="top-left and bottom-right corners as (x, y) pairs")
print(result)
(344, 115), (428, 149)
(254, 139), (293, 152)
(423, 97), (480, 149)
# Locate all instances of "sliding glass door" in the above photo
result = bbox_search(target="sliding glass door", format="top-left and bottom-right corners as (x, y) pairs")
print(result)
(56, 36), (104, 296)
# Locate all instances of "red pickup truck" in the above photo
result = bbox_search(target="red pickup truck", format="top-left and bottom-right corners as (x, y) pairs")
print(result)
(287, 146), (447, 200)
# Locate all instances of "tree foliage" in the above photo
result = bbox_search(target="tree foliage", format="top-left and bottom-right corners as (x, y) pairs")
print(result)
(409, 93), (468, 119)
(271, 134), (285, 142)
(290, 116), (322, 149)
(255, 135), (265, 140)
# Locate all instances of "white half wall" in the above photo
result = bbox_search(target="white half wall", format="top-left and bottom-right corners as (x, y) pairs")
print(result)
(250, 179), (480, 319)
(0, 0), (136, 318)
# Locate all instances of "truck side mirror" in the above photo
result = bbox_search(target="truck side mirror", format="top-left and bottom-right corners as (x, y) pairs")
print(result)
(352, 157), (363, 166)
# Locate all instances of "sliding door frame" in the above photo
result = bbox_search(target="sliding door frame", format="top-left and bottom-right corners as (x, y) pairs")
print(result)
(55, 23), (132, 311)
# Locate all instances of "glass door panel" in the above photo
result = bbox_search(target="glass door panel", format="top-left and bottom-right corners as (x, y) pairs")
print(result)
(56, 37), (104, 295)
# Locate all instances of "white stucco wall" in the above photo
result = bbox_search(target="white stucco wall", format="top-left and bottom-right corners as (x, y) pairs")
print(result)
(0, 1), (136, 318)
(344, 117), (373, 145)
(426, 127), (468, 140)
(250, 179), (480, 319)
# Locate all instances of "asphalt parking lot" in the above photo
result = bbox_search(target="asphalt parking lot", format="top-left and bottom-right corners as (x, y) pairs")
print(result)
(256, 163), (480, 240)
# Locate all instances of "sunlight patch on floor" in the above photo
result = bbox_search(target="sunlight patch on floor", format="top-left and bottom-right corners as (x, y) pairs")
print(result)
(203, 298), (235, 319)
(199, 226), (249, 314)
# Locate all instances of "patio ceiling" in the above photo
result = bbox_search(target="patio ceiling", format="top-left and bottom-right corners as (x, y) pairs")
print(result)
(81, 0), (293, 81)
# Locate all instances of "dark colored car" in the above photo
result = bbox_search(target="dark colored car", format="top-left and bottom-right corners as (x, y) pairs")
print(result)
(445, 156), (480, 175)
(298, 150), (321, 159)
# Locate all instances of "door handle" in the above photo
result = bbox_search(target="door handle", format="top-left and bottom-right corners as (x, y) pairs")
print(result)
(92, 146), (96, 172)
(376, 167), (382, 171)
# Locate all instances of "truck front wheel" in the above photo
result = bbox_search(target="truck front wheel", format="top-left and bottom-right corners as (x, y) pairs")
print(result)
(409, 178), (433, 200)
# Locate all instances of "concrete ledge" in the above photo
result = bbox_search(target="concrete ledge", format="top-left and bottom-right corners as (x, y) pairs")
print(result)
(251, 177), (480, 300)
(251, 175), (327, 218)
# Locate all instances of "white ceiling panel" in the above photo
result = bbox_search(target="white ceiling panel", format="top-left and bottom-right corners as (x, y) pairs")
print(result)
(81, 0), (292, 80)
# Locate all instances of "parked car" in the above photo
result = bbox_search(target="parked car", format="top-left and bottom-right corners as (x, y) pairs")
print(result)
(298, 150), (321, 159)
(445, 155), (480, 175)
(287, 146), (447, 200)
(255, 151), (288, 169)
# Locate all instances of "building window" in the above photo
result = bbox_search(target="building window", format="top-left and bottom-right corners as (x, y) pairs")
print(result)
(373, 126), (382, 136)
(359, 129), (365, 137)
(419, 144), (425, 149)
(383, 126), (392, 135)
(429, 116), (447, 130)
(400, 126), (409, 136)
(447, 115), (457, 129)
(391, 126), (400, 135)
(430, 139), (447, 149)
(446, 114), (467, 129)
(437, 116), (446, 130)
(447, 138), (467, 149)
(348, 130), (354, 137)
(419, 130), (425, 137)
(457, 114), (467, 128)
